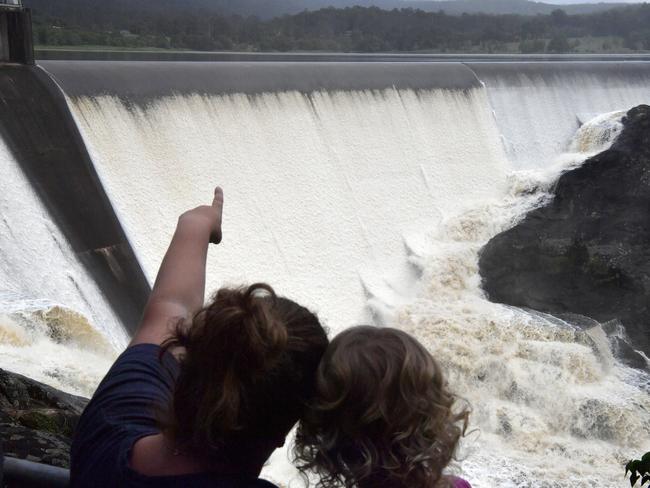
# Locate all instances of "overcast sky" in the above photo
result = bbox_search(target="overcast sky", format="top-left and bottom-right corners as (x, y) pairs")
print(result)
(409, 0), (648, 2)
(410, 0), (648, 3)
(537, 0), (644, 3)
(411, 0), (647, 2)
(422, 0), (650, 5)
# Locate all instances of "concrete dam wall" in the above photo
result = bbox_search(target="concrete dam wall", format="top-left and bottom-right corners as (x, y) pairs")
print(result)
(0, 65), (149, 334)
(1, 58), (650, 486)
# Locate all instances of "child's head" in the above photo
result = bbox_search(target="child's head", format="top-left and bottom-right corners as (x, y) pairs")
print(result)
(294, 326), (468, 488)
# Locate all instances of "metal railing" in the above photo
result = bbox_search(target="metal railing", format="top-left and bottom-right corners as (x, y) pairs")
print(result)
(2, 456), (70, 488)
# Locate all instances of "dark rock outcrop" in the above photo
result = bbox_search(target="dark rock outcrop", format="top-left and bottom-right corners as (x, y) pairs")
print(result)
(479, 105), (650, 367)
(0, 368), (87, 468)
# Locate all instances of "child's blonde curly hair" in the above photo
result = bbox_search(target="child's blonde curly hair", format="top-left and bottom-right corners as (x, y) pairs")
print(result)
(294, 326), (468, 488)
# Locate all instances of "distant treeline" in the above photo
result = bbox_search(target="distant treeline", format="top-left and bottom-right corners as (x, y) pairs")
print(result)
(22, 0), (634, 22)
(26, 2), (650, 53)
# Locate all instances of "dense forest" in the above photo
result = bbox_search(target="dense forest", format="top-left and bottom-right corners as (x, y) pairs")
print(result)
(23, 0), (632, 20)
(23, 0), (650, 53)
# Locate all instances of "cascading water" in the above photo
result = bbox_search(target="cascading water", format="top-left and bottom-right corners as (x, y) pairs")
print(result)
(390, 112), (650, 486)
(0, 137), (128, 397)
(68, 87), (508, 330)
(470, 63), (650, 169)
(1, 60), (649, 485)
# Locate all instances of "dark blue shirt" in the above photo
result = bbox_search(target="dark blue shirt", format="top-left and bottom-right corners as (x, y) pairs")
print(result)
(71, 344), (279, 488)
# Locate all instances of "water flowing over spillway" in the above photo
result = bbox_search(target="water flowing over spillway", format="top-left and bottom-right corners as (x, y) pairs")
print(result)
(67, 87), (508, 330)
(469, 62), (650, 169)
(0, 137), (128, 397)
(395, 116), (650, 486)
(2, 60), (650, 486)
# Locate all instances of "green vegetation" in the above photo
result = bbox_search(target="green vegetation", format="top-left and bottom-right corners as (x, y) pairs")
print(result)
(24, 1), (650, 54)
(21, 0), (637, 20)
(627, 452), (650, 487)
(18, 410), (75, 437)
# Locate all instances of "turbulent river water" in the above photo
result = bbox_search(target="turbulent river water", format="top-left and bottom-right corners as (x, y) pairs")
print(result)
(0, 60), (649, 486)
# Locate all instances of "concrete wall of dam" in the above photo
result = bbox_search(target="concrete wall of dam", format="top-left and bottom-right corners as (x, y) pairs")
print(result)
(0, 65), (149, 335)
(38, 60), (482, 101)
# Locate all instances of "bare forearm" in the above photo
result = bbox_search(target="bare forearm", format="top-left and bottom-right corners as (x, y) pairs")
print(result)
(131, 188), (224, 346)
(149, 218), (211, 316)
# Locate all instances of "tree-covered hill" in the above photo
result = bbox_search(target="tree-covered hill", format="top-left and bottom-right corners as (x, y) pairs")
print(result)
(415, 0), (632, 16)
(24, 0), (650, 54)
(24, 0), (633, 21)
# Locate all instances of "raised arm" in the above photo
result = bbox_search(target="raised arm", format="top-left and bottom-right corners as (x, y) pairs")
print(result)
(130, 187), (224, 347)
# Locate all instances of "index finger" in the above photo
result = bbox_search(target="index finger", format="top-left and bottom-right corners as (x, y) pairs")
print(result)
(212, 187), (224, 208)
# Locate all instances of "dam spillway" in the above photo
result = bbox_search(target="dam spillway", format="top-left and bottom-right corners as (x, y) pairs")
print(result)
(35, 59), (650, 327)
(39, 60), (509, 331)
(2, 57), (650, 486)
(467, 62), (650, 167)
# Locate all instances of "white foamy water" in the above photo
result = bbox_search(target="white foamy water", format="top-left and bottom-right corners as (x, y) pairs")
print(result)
(63, 86), (650, 486)
(479, 68), (650, 169)
(390, 114), (650, 487)
(569, 110), (625, 155)
(0, 138), (127, 396)
(69, 88), (508, 331)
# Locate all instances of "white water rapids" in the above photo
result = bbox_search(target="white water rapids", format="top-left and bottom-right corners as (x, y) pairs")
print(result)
(0, 137), (128, 397)
(1, 69), (649, 486)
(393, 111), (650, 487)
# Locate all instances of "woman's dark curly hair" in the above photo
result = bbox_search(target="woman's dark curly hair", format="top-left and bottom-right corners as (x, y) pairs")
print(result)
(294, 326), (468, 488)
(159, 283), (329, 467)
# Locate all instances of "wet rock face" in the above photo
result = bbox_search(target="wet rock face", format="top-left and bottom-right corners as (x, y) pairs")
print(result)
(479, 105), (650, 368)
(0, 368), (88, 468)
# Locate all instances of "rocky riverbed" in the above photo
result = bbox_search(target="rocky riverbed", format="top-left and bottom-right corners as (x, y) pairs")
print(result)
(0, 367), (87, 468)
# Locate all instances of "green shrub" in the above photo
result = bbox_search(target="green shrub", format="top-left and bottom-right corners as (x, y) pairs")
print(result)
(626, 452), (650, 487)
